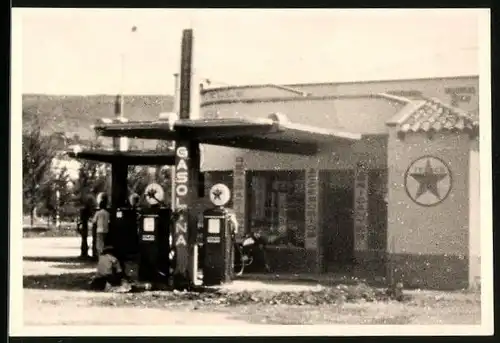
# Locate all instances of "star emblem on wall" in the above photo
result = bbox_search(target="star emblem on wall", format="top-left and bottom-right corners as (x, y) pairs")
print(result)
(404, 156), (452, 207)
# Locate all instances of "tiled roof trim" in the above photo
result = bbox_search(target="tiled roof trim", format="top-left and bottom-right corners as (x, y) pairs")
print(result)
(397, 97), (479, 133)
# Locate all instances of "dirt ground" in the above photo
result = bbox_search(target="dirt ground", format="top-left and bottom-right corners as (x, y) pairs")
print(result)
(20, 237), (482, 327)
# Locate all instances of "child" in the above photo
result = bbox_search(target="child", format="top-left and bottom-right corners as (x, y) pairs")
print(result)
(89, 245), (130, 292)
(91, 195), (110, 256)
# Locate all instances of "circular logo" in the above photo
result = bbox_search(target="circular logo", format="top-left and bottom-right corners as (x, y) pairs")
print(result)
(144, 183), (165, 205)
(209, 183), (231, 207)
(404, 156), (452, 207)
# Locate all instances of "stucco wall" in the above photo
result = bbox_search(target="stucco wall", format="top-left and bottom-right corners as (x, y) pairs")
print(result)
(199, 93), (395, 173)
(200, 136), (387, 172)
(287, 76), (479, 116)
(201, 96), (402, 134)
(199, 76), (478, 174)
(469, 137), (480, 289)
(387, 128), (471, 289)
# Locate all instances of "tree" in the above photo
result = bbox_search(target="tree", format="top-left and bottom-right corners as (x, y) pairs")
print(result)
(72, 140), (110, 208)
(126, 164), (172, 206)
(37, 166), (73, 225)
(22, 120), (58, 227)
(155, 139), (175, 152)
(128, 166), (151, 203)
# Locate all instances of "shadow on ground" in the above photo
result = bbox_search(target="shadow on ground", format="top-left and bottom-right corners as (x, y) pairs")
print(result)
(23, 256), (95, 264)
(52, 263), (96, 270)
(23, 272), (95, 291)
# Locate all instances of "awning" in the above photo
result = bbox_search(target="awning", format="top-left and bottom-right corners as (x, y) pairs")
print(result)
(66, 149), (175, 165)
(92, 115), (361, 155)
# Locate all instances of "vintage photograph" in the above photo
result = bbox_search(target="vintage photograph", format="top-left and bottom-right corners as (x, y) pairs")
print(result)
(10, 8), (492, 336)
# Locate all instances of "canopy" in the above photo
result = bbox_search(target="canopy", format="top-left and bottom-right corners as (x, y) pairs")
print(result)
(92, 115), (361, 155)
(66, 149), (175, 165)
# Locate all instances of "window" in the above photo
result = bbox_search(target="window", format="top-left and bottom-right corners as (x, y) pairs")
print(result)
(248, 170), (305, 247)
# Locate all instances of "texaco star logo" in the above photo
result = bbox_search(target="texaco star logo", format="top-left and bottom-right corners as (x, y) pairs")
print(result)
(209, 183), (231, 207)
(404, 156), (452, 207)
(212, 188), (222, 200)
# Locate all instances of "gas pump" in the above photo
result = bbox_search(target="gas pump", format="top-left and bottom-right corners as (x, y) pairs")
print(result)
(202, 183), (234, 286)
(111, 206), (140, 263)
(136, 183), (172, 284)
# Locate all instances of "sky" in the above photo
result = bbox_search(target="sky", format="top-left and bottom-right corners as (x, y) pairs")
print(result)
(14, 8), (485, 95)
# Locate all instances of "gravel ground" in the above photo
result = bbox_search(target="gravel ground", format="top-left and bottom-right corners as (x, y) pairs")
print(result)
(18, 237), (482, 329)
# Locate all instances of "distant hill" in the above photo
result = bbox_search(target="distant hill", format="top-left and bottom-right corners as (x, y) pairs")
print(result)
(22, 94), (175, 141)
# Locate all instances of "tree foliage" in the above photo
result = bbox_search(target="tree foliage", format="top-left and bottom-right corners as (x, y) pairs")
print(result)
(37, 166), (75, 223)
(127, 165), (172, 206)
(72, 140), (110, 208)
(22, 119), (58, 226)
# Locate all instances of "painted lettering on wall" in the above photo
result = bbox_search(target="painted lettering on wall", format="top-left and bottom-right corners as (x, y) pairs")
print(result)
(305, 169), (318, 250)
(445, 86), (476, 95)
(277, 192), (288, 235)
(233, 157), (246, 232)
(252, 176), (266, 220)
(387, 90), (423, 97)
(204, 89), (245, 102)
(445, 86), (476, 107)
(354, 164), (369, 251)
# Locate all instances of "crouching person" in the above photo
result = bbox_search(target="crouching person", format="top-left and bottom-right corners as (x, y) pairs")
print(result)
(89, 246), (131, 292)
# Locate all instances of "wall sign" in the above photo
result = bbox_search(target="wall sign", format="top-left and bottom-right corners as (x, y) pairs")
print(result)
(404, 156), (452, 207)
(203, 89), (245, 102)
(354, 163), (369, 251)
(278, 192), (288, 235)
(445, 86), (476, 95)
(305, 169), (319, 250)
(233, 157), (246, 232)
(387, 90), (423, 97)
(252, 176), (266, 220)
(445, 86), (476, 107)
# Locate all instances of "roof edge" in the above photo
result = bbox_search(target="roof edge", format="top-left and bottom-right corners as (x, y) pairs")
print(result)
(386, 100), (427, 127)
(200, 92), (412, 107)
(200, 74), (479, 94)
(376, 92), (413, 104)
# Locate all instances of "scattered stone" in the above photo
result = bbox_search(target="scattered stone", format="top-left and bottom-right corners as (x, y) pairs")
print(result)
(88, 281), (412, 309)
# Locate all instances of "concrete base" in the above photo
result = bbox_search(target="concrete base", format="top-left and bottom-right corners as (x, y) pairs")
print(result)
(386, 253), (469, 290)
(265, 247), (318, 273)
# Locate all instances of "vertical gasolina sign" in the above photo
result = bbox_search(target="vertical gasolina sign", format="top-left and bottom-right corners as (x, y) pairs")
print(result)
(173, 29), (198, 286)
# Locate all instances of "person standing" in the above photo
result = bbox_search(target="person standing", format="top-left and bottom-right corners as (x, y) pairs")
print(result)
(77, 198), (93, 259)
(91, 194), (110, 257)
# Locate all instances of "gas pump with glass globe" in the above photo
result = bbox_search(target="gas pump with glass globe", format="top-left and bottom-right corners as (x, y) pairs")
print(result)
(202, 183), (236, 286)
(137, 182), (173, 284)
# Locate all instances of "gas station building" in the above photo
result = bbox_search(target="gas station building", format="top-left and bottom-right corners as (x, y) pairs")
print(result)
(195, 75), (480, 290)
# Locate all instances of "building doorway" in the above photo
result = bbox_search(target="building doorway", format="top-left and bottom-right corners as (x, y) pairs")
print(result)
(320, 170), (355, 273)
